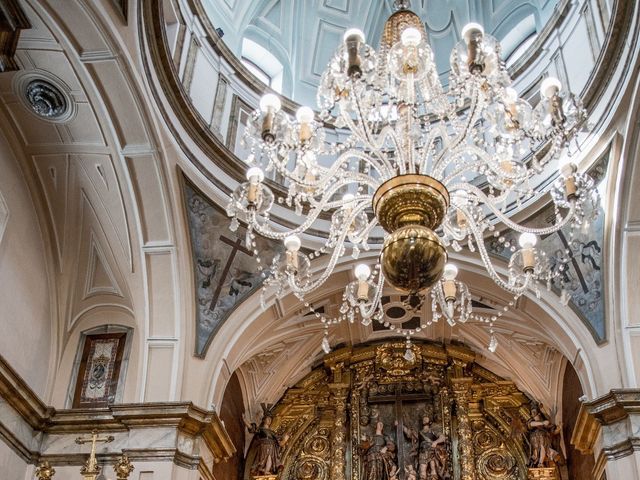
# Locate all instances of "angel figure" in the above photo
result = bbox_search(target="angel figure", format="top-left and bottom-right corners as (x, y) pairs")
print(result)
(243, 409), (289, 476)
(527, 403), (564, 468)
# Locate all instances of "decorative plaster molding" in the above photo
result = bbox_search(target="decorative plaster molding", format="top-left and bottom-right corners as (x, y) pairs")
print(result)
(0, 0), (30, 72)
(571, 389), (640, 460)
(0, 355), (235, 472)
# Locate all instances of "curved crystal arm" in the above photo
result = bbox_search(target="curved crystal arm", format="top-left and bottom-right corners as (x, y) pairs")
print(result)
(432, 88), (484, 178)
(451, 183), (577, 235)
(470, 223), (534, 295)
(285, 202), (369, 294)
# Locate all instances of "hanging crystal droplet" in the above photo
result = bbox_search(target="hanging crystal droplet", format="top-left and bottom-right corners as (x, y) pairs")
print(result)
(488, 334), (498, 353)
(404, 348), (415, 362)
(229, 217), (239, 232)
(321, 336), (331, 354)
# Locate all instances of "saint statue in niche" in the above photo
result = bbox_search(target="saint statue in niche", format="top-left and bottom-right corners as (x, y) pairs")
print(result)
(526, 402), (564, 468)
(400, 415), (450, 480)
(243, 409), (289, 476)
(358, 420), (399, 480)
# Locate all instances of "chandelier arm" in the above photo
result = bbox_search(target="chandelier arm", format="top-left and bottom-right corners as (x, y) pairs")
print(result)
(452, 183), (577, 235)
(255, 179), (367, 239)
(341, 111), (398, 178)
(285, 203), (368, 294)
(470, 224), (534, 295)
(432, 88), (482, 178)
(418, 124), (450, 174)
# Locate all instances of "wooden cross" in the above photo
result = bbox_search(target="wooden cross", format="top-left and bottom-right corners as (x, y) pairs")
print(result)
(208, 234), (254, 311)
(75, 430), (114, 478)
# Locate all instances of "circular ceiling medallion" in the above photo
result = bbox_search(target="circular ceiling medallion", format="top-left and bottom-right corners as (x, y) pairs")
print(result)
(25, 80), (67, 119)
(14, 72), (76, 123)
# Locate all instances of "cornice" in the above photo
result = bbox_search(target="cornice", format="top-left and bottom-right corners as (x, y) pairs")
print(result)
(0, 355), (235, 466)
(0, 354), (52, 430)
(571, 389), (640, 459)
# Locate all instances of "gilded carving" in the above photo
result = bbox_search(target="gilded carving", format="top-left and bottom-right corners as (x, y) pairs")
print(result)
(246, 341), (547, 480)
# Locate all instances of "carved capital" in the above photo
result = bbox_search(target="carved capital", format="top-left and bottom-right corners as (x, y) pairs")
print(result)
(571, 389), (640, 459)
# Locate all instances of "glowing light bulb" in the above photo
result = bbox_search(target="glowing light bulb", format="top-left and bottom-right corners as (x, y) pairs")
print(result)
(246, 167), (264, 184)
(401, 27), (422, 47)
(355, 263), (371, 281)
(259, 93), (281, 113)
(504, 87), (518, 105)
(284, 234), (301, 252)
(442, 263), (458, 281)
(296, 106), (314, 123)
(343, 28), (365, 44)
(518, 232), (537, 249)
(461, 22), (484, 43)
(560, 162), (578, 178)
(540, 77), (562, 99)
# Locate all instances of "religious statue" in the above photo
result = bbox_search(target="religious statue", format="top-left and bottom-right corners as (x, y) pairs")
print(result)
(527, 403), (564, 468)
(401, 415), (450, 480)
(244, 409), (289, 477)
(358, 420), (399, 480)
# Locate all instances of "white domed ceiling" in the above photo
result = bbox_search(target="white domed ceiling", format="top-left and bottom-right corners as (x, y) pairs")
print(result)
(204, 0), (560, 105)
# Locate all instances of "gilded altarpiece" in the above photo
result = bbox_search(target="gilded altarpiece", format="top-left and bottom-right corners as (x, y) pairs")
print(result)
(246, 342), (552, 480)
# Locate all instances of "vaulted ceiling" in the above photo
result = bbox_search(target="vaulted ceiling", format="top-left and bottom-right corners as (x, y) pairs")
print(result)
(204, 0), (560, 104)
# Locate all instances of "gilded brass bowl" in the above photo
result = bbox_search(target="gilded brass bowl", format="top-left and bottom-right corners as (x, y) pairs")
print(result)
(380, 225), (447, 293)
(373, 174), (449, 233)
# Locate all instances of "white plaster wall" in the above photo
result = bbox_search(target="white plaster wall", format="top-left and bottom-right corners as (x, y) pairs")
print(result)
(0, 438), (29, 479)
(0, 129), (53, 399)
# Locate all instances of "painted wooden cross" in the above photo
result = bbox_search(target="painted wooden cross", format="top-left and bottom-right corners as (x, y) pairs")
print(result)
(75, 430), (114, 479)
(208, 234), (253, 311)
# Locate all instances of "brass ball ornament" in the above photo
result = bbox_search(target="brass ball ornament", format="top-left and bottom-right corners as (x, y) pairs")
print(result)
(380, 224), (448, 293)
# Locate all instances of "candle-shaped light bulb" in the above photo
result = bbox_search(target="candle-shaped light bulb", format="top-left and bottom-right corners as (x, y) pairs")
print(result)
(453, 190), (469, 228)
(344, 28), (365, 78)
(560, 162), (578, 200)
(260, 94), (281, 142)
(461, 23), (485, 74)
(355, 263), (371, 301)
(518, 233), (537, 273)
(442, 263), (458, 305)
(296, 106), (314, 142)
(284, 235), (301, 271)
(246, 167), (264, 205)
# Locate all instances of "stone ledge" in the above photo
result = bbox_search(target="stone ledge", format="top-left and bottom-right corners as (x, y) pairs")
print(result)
(0, 355), (235, 470)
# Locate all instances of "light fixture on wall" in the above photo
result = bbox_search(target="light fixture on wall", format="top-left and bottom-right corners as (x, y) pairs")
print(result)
(227, 2), (598, 353)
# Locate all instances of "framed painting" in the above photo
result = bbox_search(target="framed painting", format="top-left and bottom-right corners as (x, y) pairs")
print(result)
(72, 332), (127, 408)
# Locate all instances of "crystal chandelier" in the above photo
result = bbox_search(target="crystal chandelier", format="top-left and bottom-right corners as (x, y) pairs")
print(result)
(227, 4), (599, 353)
